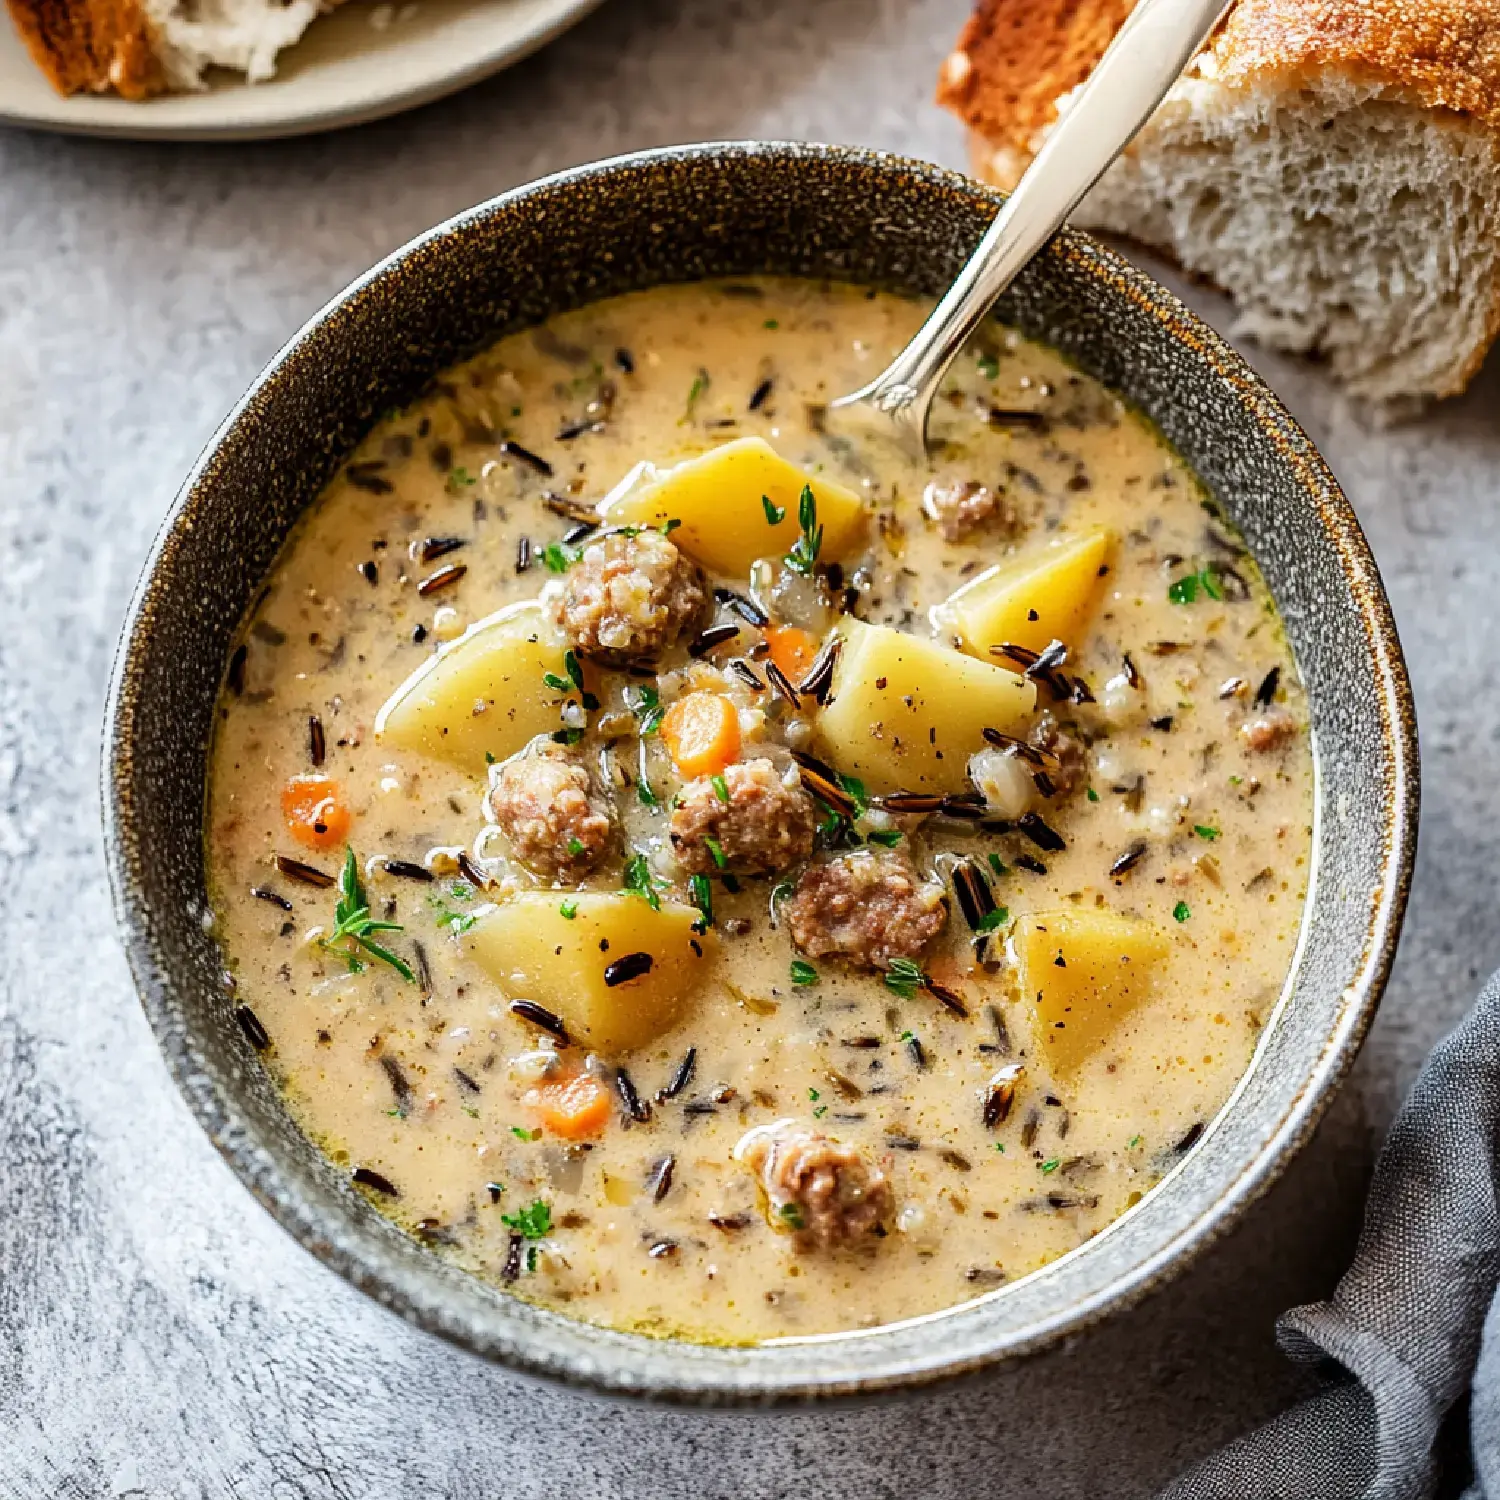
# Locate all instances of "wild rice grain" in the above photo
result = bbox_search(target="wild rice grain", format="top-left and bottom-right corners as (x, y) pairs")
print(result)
(498, 440), (553, 477)
(274, 854), (334, 888)
(352, 1166), (400, 1196)
(615, 1066), (651, 1123)
(508, 999), (571, 1046)
(234, 1004), (271, 1050)
(604, 952), (654, 987)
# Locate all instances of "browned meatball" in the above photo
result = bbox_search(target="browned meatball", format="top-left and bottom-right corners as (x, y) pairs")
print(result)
(1242, 707), (1299, 753)
(737, 1122), (893, 1251)
(489, 744), (615, 879)
(785, 848), (947, 967)
(1029, 711), (1089, 799)
(553, 528), (708, 665)
(670, 758), (817, 877)
(921, 479), (1022, 542)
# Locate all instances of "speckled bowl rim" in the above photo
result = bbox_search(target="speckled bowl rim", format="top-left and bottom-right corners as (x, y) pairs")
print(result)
(103, 141), (1418, 1406)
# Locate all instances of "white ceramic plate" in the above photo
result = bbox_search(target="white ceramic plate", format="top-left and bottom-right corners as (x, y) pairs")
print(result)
(0, 0), (602, 141)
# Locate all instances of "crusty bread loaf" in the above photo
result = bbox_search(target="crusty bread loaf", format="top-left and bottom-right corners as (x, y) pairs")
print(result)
(938, 0), (1500, 411)
(8, 0), (339, 96)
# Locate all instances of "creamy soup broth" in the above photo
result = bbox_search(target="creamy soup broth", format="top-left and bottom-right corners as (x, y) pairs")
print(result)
(207, 278), (1313, 1343)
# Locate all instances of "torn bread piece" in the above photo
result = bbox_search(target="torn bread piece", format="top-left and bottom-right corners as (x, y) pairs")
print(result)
(7, 0), (346, 98)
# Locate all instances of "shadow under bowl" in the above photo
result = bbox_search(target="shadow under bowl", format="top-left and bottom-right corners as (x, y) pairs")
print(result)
(103, 141), (1418, 1406)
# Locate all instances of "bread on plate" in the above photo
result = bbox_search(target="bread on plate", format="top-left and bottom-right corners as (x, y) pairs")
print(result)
(7, 0), (345, 96)
(938, 0), (1500, 411)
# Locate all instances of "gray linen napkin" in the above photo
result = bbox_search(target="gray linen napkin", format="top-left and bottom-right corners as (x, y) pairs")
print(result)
(1162, 974), (1500, 1499)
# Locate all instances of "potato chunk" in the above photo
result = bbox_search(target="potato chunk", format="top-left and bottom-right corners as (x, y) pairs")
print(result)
(466, 893), (717, 1054)
(1009, 910), (1170, 1075)
(937, 529), (1116, 659)
(598, 437), (866, 577)
(814, 618), (1035, 794)
(375, 602), (571, 777)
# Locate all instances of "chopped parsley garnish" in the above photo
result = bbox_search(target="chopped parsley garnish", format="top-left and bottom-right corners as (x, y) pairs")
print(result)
(447, 466), (477, 490)
(704, 836), (728, 870)
(987, 854), (1008, 877)
(1040, 1158), (1060, 1175)
(816, 809), (851, 843)
(551, 727), (585, 746)
(976, 351), (1000, 380)
(545, 651), (599, 709)
(783, 484), (823, 576)
(462, 1105), (479, 1119)
(502, 1198), (553, 1239)
(484, 751), (496, 765)
(433, 892), (478, 935)
(1128, 1134), (1142, 1149)
(813, 1105), (827, 1119)
(762, 494), (786, 526)
(790, 959), (819, 987)
(624, 853), (662, 911)
(319, 848), (414, 982)
(994, 1142), (1006, 1154)
(511, 1126), (538, 1142)
(711, 773), (730, 804)
(778, 1202), (805, 1229)
(1086, 787), (1100, 803)
(866, 828), (902, 847)
(1173, 900), (1192, 923)
(1193, 824), (1221, 841)
(763, 319), (779, 330)
(559, 899), (578, 920)
(837, 772), (868, 817)
(977, 906), (1010, 933)
(1167, 564), (1225, 605)
(884, 957), (925, 999)
(629, 683), (665, 735)
(808, 1087), (821, 1101)
(683, 370), (710, 419)
(689, 873), (713, 927)
(566, 836), (585, 857)
(542, 540), (578, 573)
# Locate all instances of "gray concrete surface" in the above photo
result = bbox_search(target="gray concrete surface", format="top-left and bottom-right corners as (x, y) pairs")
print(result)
(2, 0), (1497, 1493)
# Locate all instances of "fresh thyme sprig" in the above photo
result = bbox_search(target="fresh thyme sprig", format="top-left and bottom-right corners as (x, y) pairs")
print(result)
(783, 484), (822, 576)
(320, 848), (415, 982)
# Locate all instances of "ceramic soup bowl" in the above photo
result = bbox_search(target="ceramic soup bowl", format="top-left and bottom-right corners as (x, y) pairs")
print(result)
(103, 142), (1417, 1405)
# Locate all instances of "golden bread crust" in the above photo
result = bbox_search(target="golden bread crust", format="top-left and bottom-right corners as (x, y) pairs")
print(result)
(939, 0), (1500, 141)
(1211, 0), (1500, 124)
(6, 0), (166, 97)
(936, 0), (1135, 155)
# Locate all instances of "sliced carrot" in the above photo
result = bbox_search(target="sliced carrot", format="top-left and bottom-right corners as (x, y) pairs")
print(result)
(660, 691), (741, 779)
(763, 624), (821, 685)
(531, 1069), (612, 1140)
(280, 774), (351, 851)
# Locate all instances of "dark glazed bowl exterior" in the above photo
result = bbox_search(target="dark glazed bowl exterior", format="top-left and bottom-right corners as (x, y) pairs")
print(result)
(103, 142), (1418, 1405)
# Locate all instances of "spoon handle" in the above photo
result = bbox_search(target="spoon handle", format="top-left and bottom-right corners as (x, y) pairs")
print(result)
(838, 0), (1232, 446)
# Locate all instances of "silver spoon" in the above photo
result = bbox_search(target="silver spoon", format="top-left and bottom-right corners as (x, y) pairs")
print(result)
(832, 0), (1233, 455)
